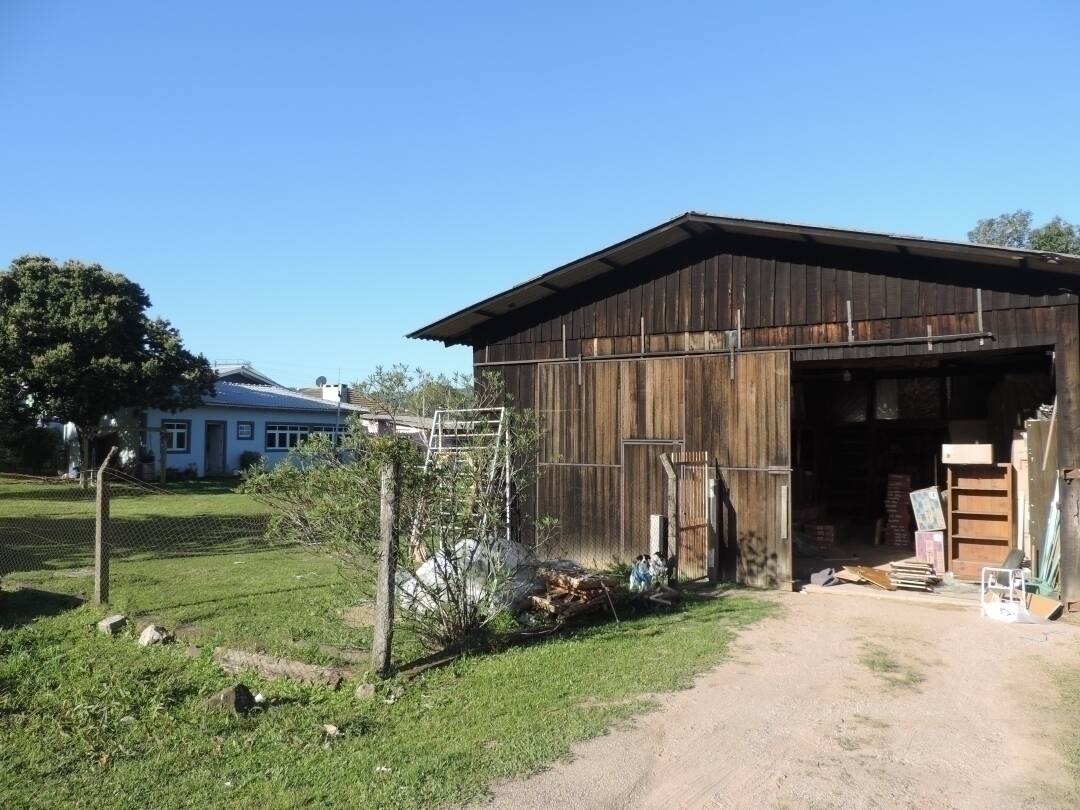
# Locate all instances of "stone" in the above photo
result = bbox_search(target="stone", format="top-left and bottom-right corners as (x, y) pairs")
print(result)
(137, 624), (169, 646)
(354, 683), (376, 700)
(323, 723), (340, 737)
(204, 684), (256, 714)
(185, 645), (202, 659)
(97, 614), (127, 635)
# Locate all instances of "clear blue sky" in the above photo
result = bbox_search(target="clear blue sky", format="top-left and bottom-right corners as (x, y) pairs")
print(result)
(2, 1), (1077, 387)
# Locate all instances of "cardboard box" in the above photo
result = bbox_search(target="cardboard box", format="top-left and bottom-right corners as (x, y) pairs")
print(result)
(941, 443), (993, 465)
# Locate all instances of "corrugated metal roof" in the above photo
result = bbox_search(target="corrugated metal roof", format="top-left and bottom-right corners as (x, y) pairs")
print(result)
(408, 211), (1080, 345)
(206, 383), (369, 413)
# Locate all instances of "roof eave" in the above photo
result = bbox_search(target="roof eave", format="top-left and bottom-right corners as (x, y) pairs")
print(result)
(408, 212), (1080, 345)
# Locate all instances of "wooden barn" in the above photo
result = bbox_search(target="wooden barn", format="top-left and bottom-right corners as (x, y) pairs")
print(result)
(410, 213), (1080, 604)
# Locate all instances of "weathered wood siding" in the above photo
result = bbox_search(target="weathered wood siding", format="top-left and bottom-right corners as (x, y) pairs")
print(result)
(475, 231), (1080, 593)
(474, 233), (1075, 364)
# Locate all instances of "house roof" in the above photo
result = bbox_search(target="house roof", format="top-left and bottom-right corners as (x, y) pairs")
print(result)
(212, 362), (282, 387)
(206, 382), (369, 413)
(408, 211), (1080, 345)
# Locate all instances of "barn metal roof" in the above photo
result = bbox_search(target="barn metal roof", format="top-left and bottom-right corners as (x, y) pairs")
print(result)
(408, 212), (1080, 345)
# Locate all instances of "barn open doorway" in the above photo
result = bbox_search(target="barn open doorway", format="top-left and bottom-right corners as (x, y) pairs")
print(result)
(790, 348), (1054, 581)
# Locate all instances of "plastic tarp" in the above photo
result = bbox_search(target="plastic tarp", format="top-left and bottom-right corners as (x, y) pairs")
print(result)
(397, 537), (539, 614)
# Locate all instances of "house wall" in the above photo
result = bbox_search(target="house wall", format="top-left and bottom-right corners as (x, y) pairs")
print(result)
(462, 231), (1080, 598)
(143, 406), (354, 477)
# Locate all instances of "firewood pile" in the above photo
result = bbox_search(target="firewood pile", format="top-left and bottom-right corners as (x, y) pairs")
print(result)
(528, 568), (620, 619)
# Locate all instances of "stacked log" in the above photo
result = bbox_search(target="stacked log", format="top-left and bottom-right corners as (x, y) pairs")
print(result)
(529, 568), (619, 618)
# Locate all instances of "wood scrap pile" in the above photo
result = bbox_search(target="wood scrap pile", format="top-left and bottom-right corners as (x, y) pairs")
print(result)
(836, 565), (895, 591)
(888, 560), (941, 592)
(529, 568), (620, 619)
(834, 560), (942, 593)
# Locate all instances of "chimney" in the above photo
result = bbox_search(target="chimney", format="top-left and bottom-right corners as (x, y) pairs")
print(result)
(322, 383), (348, 403)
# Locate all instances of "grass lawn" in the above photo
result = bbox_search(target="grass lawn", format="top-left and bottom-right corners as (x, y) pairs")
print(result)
(3, 475), (778, 808)
(1, 476), (361, 662)
(0, 589), (774, 809)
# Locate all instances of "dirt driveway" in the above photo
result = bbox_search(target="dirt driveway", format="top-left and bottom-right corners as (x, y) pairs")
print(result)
(478, 590), (1080, 810)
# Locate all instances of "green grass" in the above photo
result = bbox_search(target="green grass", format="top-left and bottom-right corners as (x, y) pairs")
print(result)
(2, 475), (778, 807)
(0, 590), (774, 809)
(858, 642), (926, 691)
(1, 476), (363, 661)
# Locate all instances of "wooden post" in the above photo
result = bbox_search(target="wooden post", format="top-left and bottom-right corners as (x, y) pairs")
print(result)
(1055, 306), (1080, 605)
(372, 459), (400, 678)
(659, 453), (678, 577)
(94, 447), (118, 606)
(159, 430), (168, 485)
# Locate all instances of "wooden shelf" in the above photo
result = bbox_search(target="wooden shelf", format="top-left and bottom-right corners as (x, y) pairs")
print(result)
(946, 463), (1015, 579)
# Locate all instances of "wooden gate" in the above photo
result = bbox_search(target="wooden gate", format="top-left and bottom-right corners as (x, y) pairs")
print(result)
(674, 452), (714, 582)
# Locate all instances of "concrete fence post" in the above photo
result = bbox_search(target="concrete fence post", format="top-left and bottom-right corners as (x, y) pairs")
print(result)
(94, 446), (119, 606)
(372, 458), (400, 678)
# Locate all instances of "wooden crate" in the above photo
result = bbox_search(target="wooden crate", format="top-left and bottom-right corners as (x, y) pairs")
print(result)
(946, 463), (1015, 580)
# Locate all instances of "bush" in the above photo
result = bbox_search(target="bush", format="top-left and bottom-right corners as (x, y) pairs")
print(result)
(238, 450), (263, 471)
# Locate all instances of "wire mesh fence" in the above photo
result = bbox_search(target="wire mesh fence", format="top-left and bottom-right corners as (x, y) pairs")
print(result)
(0, 470), (355, 656)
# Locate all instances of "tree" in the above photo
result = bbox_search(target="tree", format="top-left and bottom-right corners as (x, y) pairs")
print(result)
(967, 210), (1033, 249)
(968, 210), (1080, 255)
(353, 364), (473, 422)
(0, 256), (215, 482)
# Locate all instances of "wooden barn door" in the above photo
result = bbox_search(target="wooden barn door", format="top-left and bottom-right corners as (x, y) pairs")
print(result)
(687, 351), (792, 587)
(722, 351), (791, 587)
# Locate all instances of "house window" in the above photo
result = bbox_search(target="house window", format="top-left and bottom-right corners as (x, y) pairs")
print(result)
(265, 423), (345, 451)
(162, 420), (190, 453)
(237, 421), (255, 441)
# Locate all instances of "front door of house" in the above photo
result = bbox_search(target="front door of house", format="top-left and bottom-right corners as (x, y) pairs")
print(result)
(204, 421), (226, 476)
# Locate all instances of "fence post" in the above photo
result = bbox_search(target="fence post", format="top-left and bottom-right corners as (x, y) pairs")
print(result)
(372, 458), (400, 678)
(94, 447), (119, 606)
(159, 431), (168, 485)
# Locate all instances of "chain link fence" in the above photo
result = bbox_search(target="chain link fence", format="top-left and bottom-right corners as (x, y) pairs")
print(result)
(0, 470), (354, 657)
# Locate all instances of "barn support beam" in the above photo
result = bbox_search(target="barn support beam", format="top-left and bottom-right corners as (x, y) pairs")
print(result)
(1056, 305), (1080, 607)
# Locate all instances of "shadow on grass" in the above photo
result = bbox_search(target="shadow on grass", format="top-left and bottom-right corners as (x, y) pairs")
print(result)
(0, 514), (274, 575)
(0, 587), (86, 629)
(145, 581), (334, 612)
(396, 585), (771, 676)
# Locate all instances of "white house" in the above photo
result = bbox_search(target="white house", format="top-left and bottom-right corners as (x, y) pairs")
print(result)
(135, 364), (429, 478)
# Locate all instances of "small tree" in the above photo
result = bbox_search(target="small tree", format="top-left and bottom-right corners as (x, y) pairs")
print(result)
(242, 369), (553, 655)
(0, 256), (215, 484)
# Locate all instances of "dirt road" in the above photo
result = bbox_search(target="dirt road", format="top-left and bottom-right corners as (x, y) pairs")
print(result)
(478, 590), (1080, 810)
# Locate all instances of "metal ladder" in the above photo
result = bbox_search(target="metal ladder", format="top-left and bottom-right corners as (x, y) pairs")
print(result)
(410, 408), (510, 558)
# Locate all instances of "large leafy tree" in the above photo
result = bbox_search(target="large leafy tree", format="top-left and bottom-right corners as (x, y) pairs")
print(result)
(0, 255), (215, 479)
(968, 210), (1080, 255)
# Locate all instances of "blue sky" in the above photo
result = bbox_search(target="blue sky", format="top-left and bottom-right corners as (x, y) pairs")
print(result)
(1, 1), (1077, 387)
